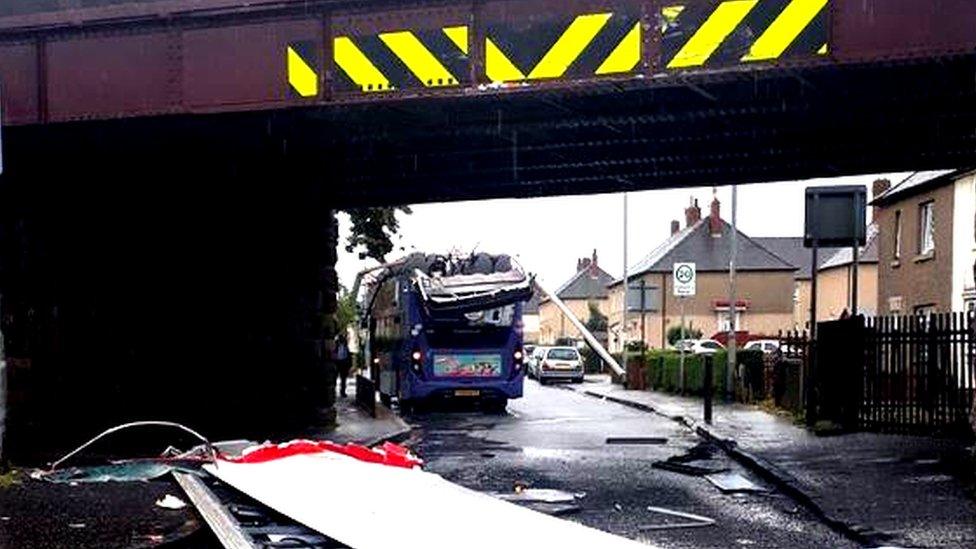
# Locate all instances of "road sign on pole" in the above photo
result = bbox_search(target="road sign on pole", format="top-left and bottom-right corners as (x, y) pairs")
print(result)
(673, 263), (696, 297)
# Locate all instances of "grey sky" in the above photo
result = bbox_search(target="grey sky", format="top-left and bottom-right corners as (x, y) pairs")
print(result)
(337, 173), (909, 293)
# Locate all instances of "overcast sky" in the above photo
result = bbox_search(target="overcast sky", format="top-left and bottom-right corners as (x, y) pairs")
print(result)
(337, 172), (911, 293)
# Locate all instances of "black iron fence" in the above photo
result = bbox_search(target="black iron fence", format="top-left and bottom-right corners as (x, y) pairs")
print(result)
(780, 313), (976, 437)
(860, 312), (975, 435)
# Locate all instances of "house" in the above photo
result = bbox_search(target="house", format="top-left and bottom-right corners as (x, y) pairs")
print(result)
(751, 237), (841, 329)
(873, 169), (976, 315)
(814, 224), (879, 319)
(607, 195), (797, 350)
(538, 250), (614, 345)
(521, 283), (542, 344)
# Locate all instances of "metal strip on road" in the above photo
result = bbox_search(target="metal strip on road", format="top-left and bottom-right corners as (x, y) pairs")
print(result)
(173, 471), (258, 549)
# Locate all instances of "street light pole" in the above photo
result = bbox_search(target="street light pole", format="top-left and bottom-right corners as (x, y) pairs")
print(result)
(622, 193), (629, 374)
(727, 185), (738, 397)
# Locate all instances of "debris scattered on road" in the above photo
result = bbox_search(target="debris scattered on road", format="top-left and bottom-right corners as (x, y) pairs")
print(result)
(492, 488), (577, 504)
(638, 506), (716, 531)
(652, 460), (729, 476)
(614, 503), (623, 512)
(704, 472), (769, 493)
(605, 437), (668, 445)
(37, 461), (191, 484)
(204, 438), (650, 548)
(155, 494), (188, 510)
(652, 441), (729, 476)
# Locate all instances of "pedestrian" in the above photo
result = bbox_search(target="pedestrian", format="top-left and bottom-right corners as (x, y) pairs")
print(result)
(336, 335), (351, 397)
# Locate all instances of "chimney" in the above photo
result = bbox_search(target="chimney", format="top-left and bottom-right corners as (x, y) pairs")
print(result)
(577, 257), (591, 273)
(709, 194), (722, 237)
(872, 178), (891, 220)
(589, 249), (599, 276)
(684, 198), (701, 227)
(670, 220), (681, 235)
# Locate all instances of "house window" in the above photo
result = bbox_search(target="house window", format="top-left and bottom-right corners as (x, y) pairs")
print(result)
(894, 210), (902, 259)
(918, 201), (935, 254)
(914, 304), (936, 318)
(716, 310), (741, 332)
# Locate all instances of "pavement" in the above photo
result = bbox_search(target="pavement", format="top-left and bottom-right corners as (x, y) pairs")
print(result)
(0, 378), (411, 549)
(406, 379), (859, 549)
(569, 374), (976, 548)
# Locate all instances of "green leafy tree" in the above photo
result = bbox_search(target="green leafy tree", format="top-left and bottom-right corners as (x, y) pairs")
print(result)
(585, 301), (608, 333)
(667, 323), (703, 346)
(344, 206), (413, 261)
(336, 286), (358, 335)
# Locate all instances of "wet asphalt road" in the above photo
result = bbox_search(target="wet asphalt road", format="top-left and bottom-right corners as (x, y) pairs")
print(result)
(404, 379), (858, 549)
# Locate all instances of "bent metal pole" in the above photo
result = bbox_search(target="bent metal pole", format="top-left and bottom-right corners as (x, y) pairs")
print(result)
(538, 283), (625, 377)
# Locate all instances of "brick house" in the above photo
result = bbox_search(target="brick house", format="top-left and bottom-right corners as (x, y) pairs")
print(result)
(538, 250), (613, 344)
(606, 196), (796, 350)
(874, 169), (976, 315)
(752, 237), (841, 329)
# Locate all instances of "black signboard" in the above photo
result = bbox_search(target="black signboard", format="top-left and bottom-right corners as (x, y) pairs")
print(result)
(804, 186), (867, 248)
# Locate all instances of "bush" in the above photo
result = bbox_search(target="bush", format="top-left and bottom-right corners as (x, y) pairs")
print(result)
(579, 347), (604, 374)
(666, 324), (703, 346)
(641, 349), (771, 397)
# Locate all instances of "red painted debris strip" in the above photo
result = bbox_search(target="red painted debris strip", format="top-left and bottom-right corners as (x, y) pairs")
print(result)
(220, 440), (423, 469)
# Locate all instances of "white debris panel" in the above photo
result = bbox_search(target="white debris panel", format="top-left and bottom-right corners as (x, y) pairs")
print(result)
(204, 441), (655, 549)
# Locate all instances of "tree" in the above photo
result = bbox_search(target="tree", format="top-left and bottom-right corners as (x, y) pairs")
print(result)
(667, 323), (702, 346)
(344, 206), (413, 262)
(585, 301), (608, 333)
(336, 286), (358, 335)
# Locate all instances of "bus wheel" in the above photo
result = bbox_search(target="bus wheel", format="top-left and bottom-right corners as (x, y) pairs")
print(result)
(485, 399), (508, 414)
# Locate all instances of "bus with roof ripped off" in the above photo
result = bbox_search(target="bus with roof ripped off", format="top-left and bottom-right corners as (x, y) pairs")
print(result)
(360, 253), (533, 412)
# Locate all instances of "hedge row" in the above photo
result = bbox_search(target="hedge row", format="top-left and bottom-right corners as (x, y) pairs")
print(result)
(642, 349), (765, 396)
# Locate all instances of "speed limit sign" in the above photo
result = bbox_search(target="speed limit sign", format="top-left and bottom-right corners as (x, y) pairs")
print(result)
(673, 263), (696, 297)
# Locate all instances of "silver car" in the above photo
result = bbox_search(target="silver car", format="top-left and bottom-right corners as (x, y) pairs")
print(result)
(535, 346), (584, 384)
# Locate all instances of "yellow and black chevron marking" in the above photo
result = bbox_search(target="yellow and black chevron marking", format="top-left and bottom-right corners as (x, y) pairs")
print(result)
(662, 0), (828, 69)
(486, 12), (641, 83)
(287, 41), (321, 98)
(333, 27), (470, 93)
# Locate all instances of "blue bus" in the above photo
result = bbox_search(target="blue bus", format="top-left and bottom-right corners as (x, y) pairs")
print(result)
(363, 253), (532, 412)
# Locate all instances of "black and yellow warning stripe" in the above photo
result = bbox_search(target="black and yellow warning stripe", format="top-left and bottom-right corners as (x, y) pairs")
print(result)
(485, 12), (642, 83)
(333, 27), (470, 93)
(286, 0), (829, 97)
(662, 0), (828, 69)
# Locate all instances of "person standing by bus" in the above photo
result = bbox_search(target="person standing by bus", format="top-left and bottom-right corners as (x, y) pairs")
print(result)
(335, 335), (351, 397)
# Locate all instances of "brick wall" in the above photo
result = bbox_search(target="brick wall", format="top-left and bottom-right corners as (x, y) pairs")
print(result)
(0, 115), (340, 461)
(877, 184), (955, 314)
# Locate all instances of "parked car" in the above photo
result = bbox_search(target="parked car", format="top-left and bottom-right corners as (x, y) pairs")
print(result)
(528, 346), (548, 379)
(744, 339), (780, 354)
(534, 346), (584, 384)
(674, 339), (725, 355)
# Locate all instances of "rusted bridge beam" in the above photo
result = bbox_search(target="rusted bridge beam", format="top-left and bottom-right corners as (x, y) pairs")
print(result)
(0, 0), (972, 126)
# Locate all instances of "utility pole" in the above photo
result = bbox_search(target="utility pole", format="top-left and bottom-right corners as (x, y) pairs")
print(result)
(851, 241), (859, 316)
(639, 278), (647, 351)
(679, 297), (686, 393)
(621, 193), (629, 373)
(727, 185), (738, 397)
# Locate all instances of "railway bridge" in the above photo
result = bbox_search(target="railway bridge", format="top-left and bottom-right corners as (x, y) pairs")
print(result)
(0, 0), (973, 457)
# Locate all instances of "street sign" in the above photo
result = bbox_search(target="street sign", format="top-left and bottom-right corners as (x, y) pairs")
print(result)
(673, 263), (696, 297)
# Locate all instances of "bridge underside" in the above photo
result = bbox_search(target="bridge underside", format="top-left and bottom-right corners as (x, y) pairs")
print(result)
(1, 34), (974, 460)
(314, 54), (976, 206)
(7, 52), (975, 209)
